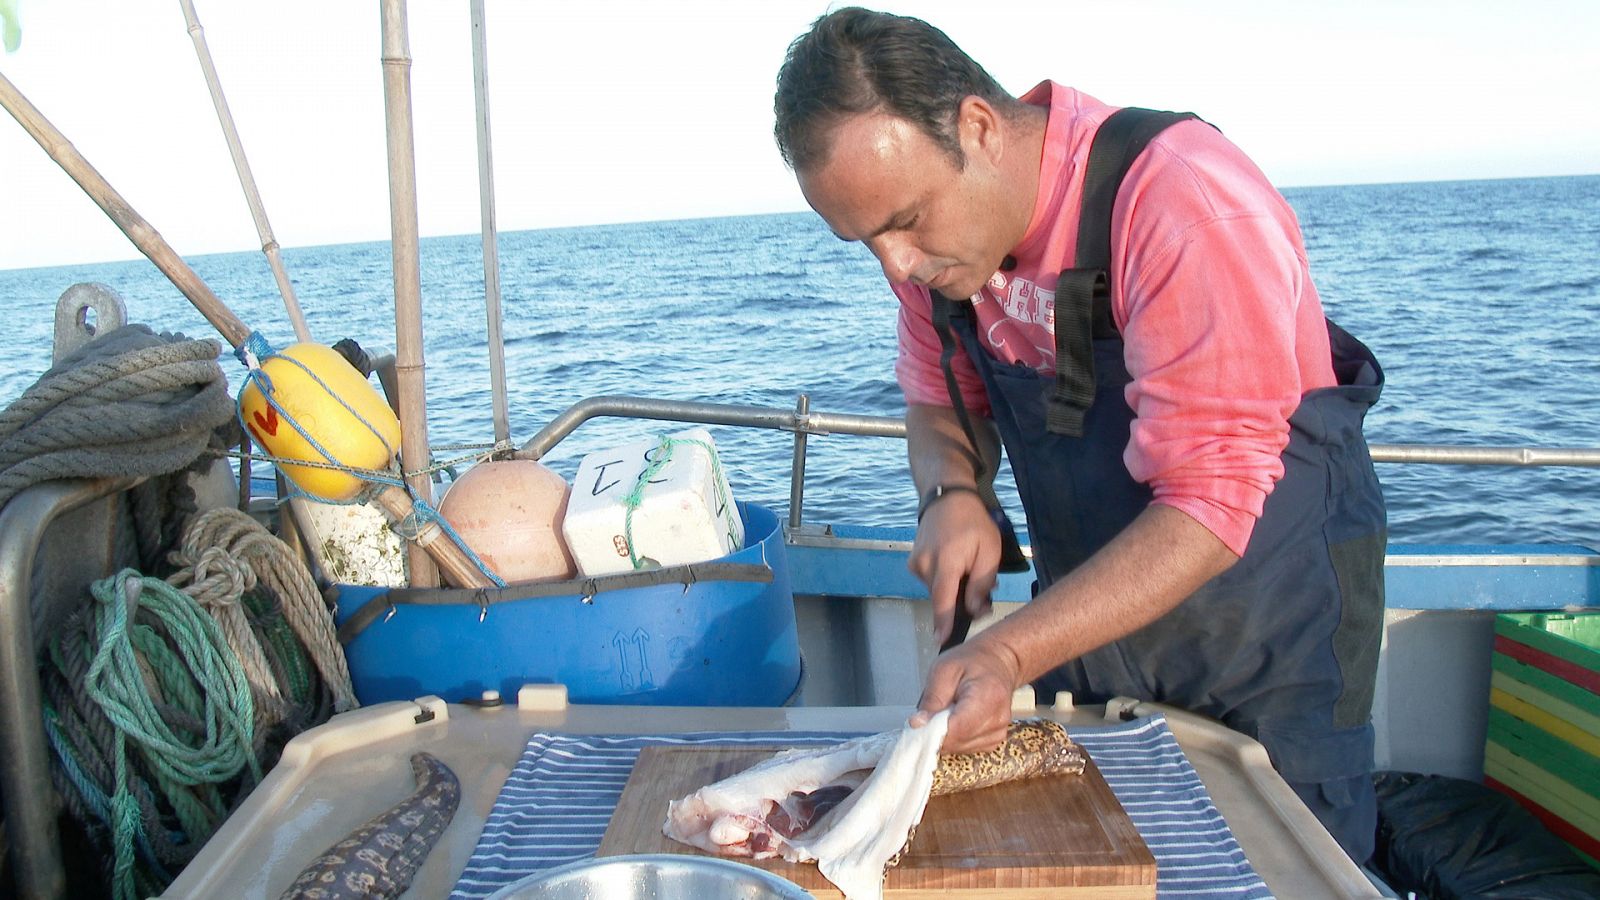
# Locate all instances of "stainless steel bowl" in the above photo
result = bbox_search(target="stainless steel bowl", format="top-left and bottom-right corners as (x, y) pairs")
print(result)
(484, 854), (813, 900)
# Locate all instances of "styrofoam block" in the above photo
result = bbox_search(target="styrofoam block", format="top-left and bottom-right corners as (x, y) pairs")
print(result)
(298, 497), (408, 587)
(562, 427), (742, 577)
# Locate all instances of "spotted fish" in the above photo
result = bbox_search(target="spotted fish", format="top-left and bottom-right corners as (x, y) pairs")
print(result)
(280, 752), (460, 900)
(930, 718), (1086, 795)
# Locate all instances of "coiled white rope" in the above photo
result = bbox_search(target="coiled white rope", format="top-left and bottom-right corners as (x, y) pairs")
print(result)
(167, 507), (358, 720)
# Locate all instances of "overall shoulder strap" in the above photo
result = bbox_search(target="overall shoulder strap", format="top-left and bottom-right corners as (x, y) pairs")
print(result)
(930, 289), (1029, 577)
(1048, 107), (1199, 436)
(930, 290), (984, 477)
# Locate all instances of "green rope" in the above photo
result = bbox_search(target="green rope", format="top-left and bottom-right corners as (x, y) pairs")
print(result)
(248, 592), (314, 706)
(40, 572), (338, 895)
(82, 570), (260, 900)
(126, 622), (228, 842)
(620, 437), (740, 570)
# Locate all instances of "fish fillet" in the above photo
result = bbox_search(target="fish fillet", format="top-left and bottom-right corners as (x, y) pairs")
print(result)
(663, 715), (1086, 900)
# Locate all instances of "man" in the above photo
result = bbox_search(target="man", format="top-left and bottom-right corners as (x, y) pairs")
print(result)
(773, 7), (1387, 862)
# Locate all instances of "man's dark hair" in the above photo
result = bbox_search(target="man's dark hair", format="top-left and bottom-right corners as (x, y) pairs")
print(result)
(774, 7), (1018, 172)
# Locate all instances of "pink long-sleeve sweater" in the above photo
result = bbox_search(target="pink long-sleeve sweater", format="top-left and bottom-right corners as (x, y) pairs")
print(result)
(894, 82), (1335, 556)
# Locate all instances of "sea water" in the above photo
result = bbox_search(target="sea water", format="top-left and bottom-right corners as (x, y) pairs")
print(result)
(2, 174), (1597, 548)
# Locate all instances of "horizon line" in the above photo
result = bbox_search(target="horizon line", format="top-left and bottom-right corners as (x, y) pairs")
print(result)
(4, 170), (1597, 274)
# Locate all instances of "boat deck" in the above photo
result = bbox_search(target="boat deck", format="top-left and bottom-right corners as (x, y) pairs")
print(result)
(162, 693), (1380, 899)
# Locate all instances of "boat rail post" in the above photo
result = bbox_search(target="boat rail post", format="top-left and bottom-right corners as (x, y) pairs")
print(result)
(51, 283), (126, 362)
(788, 394), (809, 530)
(0, 477), (139, 900)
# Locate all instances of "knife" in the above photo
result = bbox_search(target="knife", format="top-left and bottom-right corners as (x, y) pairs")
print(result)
(941, 574), (976, 653)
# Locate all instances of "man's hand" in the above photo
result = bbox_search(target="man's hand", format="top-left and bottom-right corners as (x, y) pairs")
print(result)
(909, 505), (1240, 755)
(907, 488), (1000, 645)
(904, 402), (1004, 644)
(911, 634), (1022, 753)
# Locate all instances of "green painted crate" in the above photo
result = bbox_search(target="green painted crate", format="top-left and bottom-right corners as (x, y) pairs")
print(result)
(1486, 612), (1600, 868)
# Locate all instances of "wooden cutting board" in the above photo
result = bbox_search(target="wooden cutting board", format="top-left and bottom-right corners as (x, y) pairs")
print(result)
(597, 745), (1155, 898)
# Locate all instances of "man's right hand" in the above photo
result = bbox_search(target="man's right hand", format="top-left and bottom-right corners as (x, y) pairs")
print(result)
(908, 485), (1001, 645)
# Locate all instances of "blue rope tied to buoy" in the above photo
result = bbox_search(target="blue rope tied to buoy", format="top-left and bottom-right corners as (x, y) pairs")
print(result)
(82, 570), (259, 900)
(620, 437), (740, 570)
(234, 329), (274, 372)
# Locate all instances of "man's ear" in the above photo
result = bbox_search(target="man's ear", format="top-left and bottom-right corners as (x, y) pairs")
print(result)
(957, 95), (1004, 165)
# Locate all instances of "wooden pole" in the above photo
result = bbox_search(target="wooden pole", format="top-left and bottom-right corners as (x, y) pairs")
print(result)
(379, 0), (439, 588)
(0, 68), (251, 349)
(179, 0), (312, 343)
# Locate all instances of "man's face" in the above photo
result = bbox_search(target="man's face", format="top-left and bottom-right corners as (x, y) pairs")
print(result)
(797, 111), (1008, 300)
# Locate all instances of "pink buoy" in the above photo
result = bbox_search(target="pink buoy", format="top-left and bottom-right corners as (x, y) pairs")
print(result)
(439, 459), (577, 584)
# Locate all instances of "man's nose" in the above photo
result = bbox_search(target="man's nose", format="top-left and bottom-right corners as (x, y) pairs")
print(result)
(870, 235), (925, 285)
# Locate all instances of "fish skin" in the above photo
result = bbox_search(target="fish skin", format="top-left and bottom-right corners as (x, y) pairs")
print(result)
(929, 718), (1087, 797)
(788, 712), (950, 900)
(279, 752), (461, 900)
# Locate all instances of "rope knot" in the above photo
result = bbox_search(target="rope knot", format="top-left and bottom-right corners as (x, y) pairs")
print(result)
(180, 546), (256, 609)
(236, 331), (274, 372)
(392, 501), (440, 541)
(174, 507), (358, 717)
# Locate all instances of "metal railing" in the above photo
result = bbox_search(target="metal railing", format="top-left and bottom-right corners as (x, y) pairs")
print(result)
(516, 395), (905, 530)
(516, 394), (1600, 529)
(1368, 444), (1600, 466)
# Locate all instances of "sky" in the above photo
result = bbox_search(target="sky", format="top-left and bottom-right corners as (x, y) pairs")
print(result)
(1, 0), (1597, 270)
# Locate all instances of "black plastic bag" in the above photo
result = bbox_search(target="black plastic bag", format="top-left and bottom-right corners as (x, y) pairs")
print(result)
(1373, 771), (1600, 898)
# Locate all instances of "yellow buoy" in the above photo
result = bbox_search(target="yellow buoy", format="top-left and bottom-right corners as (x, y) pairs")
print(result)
(237, 342), (402, 502)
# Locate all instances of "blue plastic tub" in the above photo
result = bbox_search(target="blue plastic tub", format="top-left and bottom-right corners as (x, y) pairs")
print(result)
(333, 502), (801, 706)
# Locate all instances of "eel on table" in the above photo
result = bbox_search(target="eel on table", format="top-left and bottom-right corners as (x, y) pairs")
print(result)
(279, 752), (461, 900)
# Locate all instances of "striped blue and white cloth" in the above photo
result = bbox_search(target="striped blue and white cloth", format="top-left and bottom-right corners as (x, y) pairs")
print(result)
(450, 714), (1271, 899)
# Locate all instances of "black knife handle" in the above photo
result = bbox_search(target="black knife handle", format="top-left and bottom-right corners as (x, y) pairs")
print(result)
(941, 574), (974, 652)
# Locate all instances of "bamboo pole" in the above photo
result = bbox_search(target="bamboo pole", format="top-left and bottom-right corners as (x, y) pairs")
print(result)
(470, 0), (511, 448)
(179, 0), (311, 343)
(379, 0), (439, 588)
(0, 68), (251, 349)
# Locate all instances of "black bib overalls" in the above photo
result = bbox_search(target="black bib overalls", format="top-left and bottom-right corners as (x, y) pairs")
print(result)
(942, 296), (1387, 863)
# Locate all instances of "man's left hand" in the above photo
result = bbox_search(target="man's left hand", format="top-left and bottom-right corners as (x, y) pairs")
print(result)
(911, 633), (1022, 753)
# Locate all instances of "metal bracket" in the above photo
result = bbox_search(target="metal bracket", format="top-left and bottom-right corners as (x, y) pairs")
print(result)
(52, 283), (127, 363)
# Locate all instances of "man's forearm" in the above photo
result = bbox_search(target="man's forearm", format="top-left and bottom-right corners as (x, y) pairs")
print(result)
(905, 402), (1001, 496)
(975, 503), (1239, 685)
